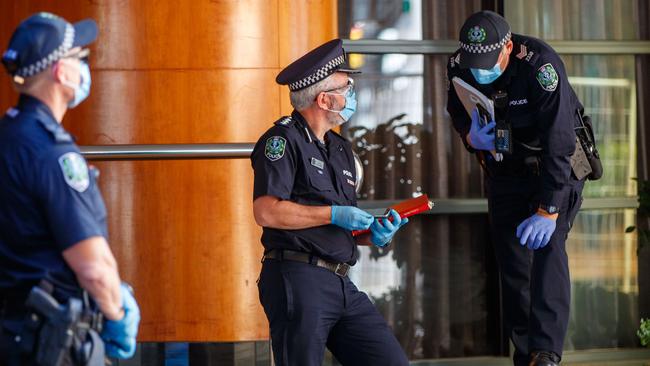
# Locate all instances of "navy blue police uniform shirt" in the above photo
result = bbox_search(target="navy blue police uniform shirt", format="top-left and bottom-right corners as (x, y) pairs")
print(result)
(446, 33), (583, 212)
(251, 110), (359, 264)
(0, 94), (108, 299)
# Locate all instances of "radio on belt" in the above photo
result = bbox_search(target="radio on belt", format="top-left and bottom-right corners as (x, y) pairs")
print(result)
(492, 91), (512, 155)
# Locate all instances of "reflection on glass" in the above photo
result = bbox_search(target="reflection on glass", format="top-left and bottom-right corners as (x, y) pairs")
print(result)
(566, 209), (639, 349)
(342, 52), (640, 359)
(338, 0), (423, 41)
(563, 55), (637, 198)
(350, 214), (499, 359)
(339, 0), (642, 360)
(506, 0), (640, 41)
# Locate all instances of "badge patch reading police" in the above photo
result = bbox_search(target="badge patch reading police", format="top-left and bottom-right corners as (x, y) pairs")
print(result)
(58, 152), (89, 192)
(265, 136), (287, 161)
(536, 63), (559, 92)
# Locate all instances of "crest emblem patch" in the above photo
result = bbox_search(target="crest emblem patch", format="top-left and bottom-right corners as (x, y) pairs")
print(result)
(265, 136), (287, 161)
(467, 26), (486, 43)
(58, 152), (89, 192)
(536, 63), (559, 92)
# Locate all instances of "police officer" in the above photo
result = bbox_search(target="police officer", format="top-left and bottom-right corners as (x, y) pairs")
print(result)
(446, 11), (587, 366)
(252, 39), (410, 366)
(0, 13), (140, 364)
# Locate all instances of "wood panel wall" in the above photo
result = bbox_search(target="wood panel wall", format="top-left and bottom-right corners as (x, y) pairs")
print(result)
(0, 0), (338, 342)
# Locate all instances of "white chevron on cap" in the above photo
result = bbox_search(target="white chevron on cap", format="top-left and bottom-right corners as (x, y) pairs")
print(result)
(516, 44), (527, 60)
(288, 54), (345, 91)
(15, 23), (74, 78)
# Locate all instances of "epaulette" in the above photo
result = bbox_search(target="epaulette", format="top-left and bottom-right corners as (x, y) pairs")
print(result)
(274, 116), (294, 127)
(514, 42), (540, 66)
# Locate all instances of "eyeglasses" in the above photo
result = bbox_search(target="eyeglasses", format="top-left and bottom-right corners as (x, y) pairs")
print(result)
(63, 48), (90, 63)
(323, 77), (354, 95)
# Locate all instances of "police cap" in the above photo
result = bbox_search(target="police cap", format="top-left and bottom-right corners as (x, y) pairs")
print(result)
(458, 10), (511, 69)
(2, 12), (98, 83)
(276, 39), (359, 91)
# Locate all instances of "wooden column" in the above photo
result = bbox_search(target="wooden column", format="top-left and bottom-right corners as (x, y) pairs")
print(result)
(0, 0), (337, 342)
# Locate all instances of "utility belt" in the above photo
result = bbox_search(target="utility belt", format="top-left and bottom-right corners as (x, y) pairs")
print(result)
(0, 281), (105, 366)
(481, 91), (601, 181)
(263, 249), (351, 277)
(484, 153), (541, 178)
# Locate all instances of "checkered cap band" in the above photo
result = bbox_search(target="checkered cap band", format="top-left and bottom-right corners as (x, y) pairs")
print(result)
(459, 31), (511, 55)
(288, 54), (345, 91)
(15, 23), (74, 77)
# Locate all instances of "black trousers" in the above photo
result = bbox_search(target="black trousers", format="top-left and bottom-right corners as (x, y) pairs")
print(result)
(258, 259), (408, 366)
(488, 174), (584, 366)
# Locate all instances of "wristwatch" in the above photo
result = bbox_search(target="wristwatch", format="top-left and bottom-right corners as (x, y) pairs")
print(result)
(538, 203), (558, 215)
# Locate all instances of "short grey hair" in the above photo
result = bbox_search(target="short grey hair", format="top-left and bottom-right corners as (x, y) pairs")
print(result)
(289, 74), (339, 111)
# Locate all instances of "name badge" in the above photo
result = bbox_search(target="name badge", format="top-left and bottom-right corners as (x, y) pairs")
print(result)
(311, 157), (324, 169)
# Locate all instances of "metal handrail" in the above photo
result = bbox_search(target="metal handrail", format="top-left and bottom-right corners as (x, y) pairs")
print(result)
(358, 197), (639, 214)
(80, 143), (254, 160)
(79, 144), (638, 213)
(343, 39), (650, 55)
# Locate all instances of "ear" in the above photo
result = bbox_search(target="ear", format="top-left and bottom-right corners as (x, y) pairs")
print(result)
(51, 60), (67, 84)
(505, 40), (514, 55)
(316, 92), (330, 110)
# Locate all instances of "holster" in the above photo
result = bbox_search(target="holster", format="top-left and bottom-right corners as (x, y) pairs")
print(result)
(19, 282), (105, 366)
(572, 111), (603, 180)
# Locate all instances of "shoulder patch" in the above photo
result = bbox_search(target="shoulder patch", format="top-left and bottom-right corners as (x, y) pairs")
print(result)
(58, 152), (89, 192)
(274, 116), (294, 127)
(536, 63), (559, 92)
(265, 136), (287, 161)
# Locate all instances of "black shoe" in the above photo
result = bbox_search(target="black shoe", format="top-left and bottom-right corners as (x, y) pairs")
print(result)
(529, 350), (561, 366)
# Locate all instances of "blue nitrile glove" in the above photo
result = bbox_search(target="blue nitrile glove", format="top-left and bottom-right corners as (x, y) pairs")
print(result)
(370, 209), (409, 247)
(331, 205), (374, 231)
(467, 108), (496, 151)
(101, 283), (141, 359)
(516, 213), (557, 250)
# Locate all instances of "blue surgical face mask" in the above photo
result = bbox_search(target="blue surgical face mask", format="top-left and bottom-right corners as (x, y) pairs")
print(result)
(62, 61), (91, 108)
(325, 88), (357, 123)
(470, 62), (503, 84)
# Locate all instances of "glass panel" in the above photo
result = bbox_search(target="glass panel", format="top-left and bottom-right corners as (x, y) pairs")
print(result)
(346, 54), (484, 202)
(342, 52), (639, 357)
(338, 0), (424, 40)
(349, 213), (500, 359)
(505, 0), (641, 41)
(566, 209), (639, 349)
(562, 55), (637, 198)
(338, 0), (483, 41)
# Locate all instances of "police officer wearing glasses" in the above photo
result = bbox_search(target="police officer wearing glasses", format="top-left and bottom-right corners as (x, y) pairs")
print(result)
(447, 11), (591, 366)
(0, 13), (139, 365)
(251, 39), (409, 365)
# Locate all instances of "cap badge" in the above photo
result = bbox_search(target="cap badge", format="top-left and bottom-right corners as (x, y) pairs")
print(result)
(467, 26), (486, 43)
